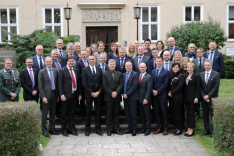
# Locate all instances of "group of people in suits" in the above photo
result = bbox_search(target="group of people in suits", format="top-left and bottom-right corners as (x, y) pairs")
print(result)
(0, 37), (222, 138)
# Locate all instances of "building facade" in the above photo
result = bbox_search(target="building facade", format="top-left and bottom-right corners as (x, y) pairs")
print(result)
(0, 0), (233, 53)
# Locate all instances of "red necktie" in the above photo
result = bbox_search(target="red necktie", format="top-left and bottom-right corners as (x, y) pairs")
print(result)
(84, 60), (88, 67)
(70, 68), (76, 89)
(139, 74), (143, 86)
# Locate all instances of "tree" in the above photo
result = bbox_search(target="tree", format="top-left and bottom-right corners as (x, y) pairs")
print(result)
(165, 16), (228, 52)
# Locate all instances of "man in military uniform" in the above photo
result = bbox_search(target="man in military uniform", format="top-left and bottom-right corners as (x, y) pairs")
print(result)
(0, 58), (21, 102)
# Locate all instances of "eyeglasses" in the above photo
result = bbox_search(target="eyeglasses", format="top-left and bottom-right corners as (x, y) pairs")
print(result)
(190, 47), (195, 49)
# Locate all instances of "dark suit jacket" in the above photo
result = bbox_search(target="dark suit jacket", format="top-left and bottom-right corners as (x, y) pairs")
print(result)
(20, 68), (39, 100)
(38, 67), (58, 99)
(32, 55), (45, 71)
(184, 74), (200, 102)
(132, 55), (151, 74)
(75, 59), (89, 75)
(151, 67), (169, 98)
(169, 73), (185, 98)
(204, 50), (224, 76)
(146, 48), (153, 59)
(192, 57), (207, 74)
(123, 71), (139, 100)
(107, 52), (119, 62)
(82, 66), (102, 97)
(200, 70), (220, 98)
(58, 50), (68, 59)
(138, 73), (153, 103)
(61, 54), (79, 68)
(161, 46), (184, 60)
(115, 57), (132, 73)
(43, 58), (62, 70)
(102, 70), (123, 102)
(96, 63), (109, 72)
(58, 66), (82, 99)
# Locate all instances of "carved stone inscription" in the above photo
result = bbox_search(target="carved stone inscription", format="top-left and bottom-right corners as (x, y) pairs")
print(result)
(83, 9), (121, 22)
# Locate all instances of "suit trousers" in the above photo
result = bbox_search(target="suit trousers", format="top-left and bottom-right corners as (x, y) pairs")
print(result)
(78, 87), (86, 116)
(138, 102), (151, 130)
(168, 97), (176, 126)
(24, 95), (39, 103)
(42, 90), (56, 131)
(195, 100), (201, 116)
(153, 97), (169, 130)
(85, 96), (102, 131)
(56, 99), (61, 117)
(124, 99), (138, 131)
(61, 91), (78, 132)
(106, 101), (120, 132)
(171, 98), (184, 129)
(185, 102), (196, 129)
(201, 99), (214, 132)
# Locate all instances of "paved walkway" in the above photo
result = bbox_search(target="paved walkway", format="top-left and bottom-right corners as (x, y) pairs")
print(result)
(43, 133), (210, 156)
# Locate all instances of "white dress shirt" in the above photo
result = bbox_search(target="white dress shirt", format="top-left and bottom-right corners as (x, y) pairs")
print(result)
(36, 55), (44, 69)
(89, 65), (96, 74)
(205, 69), (212, 82)
(139, 72), (146, 80)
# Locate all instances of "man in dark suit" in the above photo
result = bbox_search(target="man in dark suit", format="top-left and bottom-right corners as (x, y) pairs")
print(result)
(102, 59), (124, 136)
(122, 61), (139, 136)
(151, 57), (170, 135)
(82, 55), (103, 136)
(56, 39), (68, 59)
(20, 58), (39, 102)
(200, 59), (220, 138)
(192, 48), (207, 120)
(162, 51), (174, 76)
(58, 56), (82, 137)
(61, 43), (79, 68)
(204, 41), (224, 76)
(132, 45), (151, 74)
(32, 45), (45, 71)
(144, 38), (153, 59)
(38, 57), (59, 137)
(75, 50), (89, 119)
(138, 63), (153, 136)
(151, 48), (159, 71)
(161, 37), (184, 60)
(116, 47), (132, 73)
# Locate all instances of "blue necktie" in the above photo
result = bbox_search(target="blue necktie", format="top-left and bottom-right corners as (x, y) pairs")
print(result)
(49, 69), (55, 90)
(156, 69), (159, 76)
(210, 52), (214, 62)
(124, 72), (129, 94)
(166, 63), (169, 71)
(205, 72), (209, 85)
(39, 58), (43, 70)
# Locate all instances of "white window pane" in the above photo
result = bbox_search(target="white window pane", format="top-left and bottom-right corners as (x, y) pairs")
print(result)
(1, 9), (8, 23)
(54, 26), (61, 36)
(45, 26), (52, 32)
(1, 27), (8, 41)
(142, 7), (148, 22)
(229, 23), (234, 39)
(229, 6), (234, 20)
(194, 7), (200, 21)
(151, 25), (157, 40)
(45, 9), (52, 23)
(142, 25), (148, 40)
(151, 7), (157, 22)
(54, 9), (61, 23)
(10, 9), (16, 23)
(185, 7), (191, 21)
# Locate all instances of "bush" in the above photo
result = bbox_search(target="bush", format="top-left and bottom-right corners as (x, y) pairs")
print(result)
(213, 97), (234, 156)
(223, 60), (234, 79)
(0, 101), (41, 156)
(165, 16), (228, 52)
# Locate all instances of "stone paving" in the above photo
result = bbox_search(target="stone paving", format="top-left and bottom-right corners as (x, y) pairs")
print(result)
(43, 133), (210, 156)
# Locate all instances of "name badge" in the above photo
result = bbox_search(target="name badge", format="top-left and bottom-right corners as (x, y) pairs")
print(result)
(189, 78), (192, 80)
(174, 77), (178, 79)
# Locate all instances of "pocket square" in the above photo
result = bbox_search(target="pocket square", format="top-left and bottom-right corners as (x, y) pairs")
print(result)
(174, 77), (178, 79)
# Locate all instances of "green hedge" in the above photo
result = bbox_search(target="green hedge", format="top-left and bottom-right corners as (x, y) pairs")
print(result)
(223, 60), (234, 79)
(213, 97), (234, 156)
(0, 101), (41, 156)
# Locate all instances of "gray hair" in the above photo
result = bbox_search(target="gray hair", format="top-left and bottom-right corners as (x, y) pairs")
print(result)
(66, 42), (74, 49)
(100, 53), (107, 57)
(50, 49), (59, 55)
(35, 45), (43, 50)
(119, 47), (126, 52)
(25, 57), (33, 62)
(188, 43), (196, 50)
(204, 59), (212, 65)
(108, 59), (116, 64)
(56, 39), (63, 44)
(138, 45), (145, 50)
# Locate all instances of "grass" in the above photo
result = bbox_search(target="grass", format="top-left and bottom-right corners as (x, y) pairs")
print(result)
(193, 79), (234, 156)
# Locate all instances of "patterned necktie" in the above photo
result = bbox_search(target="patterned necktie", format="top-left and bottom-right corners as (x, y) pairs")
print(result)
(205, 72), (209, 85)
(102, 63), (105, 73)
(60, 51), (63, 57)
(139, 74), (143, 86)
(56, 60), (60, 70)
(49, 69), (55, 90)
(70, 68), (76, 89)
(138, 57), (142, 67)
(84, 60), (88, 67)
(29, 69), (34, 90)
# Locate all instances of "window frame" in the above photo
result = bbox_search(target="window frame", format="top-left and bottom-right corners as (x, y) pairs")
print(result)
(0, 7), (19, 43)
(227, 4), (234, 41)
(42, 7), (63, 36)
(140, 5), (160, 43)
(183, 5), (203, 24)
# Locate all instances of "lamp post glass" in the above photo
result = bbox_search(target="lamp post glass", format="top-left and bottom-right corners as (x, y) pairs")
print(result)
(134, 2), (141, 41)
(64, 3), (72, 36)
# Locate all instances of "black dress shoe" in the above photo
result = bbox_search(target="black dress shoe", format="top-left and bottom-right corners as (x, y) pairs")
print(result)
(96, 129), (103, 136)
(85, 131), (90, 136)
(187, 131), (195, 137)
(210, 132), (214, 138)
(115, 131), (123, 135)
(107, 131), (112, 136)
(122, 129), (133, 134)
(62, 131), (69, 137)
(144, 130), (150, 136)
(138, 129), (146, 134)
(81, 114), (85, 119)
(195, 116), (200, 121)
(201, 131), (211, 136)
(132, 131), (137, 136)
(170, 129), (178, 134)
(184, 133), (188, 136)
(174, 129), (182, 135)
(43, 131), (49, 137)
(75, 115), (80, 119)
(49, 130), (59, 135)
(68, 130), (78, 136)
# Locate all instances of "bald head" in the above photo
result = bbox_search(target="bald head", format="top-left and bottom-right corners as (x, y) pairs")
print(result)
(163, 51), (171, 62)
(139, 63), (147, 74)
(167, 37), (175, 48)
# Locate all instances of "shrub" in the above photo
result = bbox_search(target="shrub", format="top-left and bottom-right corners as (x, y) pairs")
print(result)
(213, 97), (234, 156)
(223, 60), (234, 79)
(0, 101), (41, 156)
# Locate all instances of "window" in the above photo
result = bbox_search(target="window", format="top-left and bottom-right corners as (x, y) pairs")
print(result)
(183, 5), (203, 23)
(227, 5), (234, 41)
(140, 6), (160, 43)
(0, 7), (18, 42)
(43, 7), (63, 36)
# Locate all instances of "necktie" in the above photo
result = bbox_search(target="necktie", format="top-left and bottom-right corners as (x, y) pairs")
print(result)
(139, 74), (143, 86)
(92, 67), (96, 75)
(111, 71), (115, 80)
(60, 51), (63, 57)
(166, 63), (169, 71)
(39, 58), (43, 70)
(199, 59), (201, 69)
(171, 48), (173, 55)
(138, 56), (142, 67)
(102, 63), (105, 73)
(29, 69), (34, 90)
(205, 72), (209, 85)
(70, 68), (76, 89)
(121, 58), (124, 69)
(156, 69), (159, 76)
(56, 60), (61, 70)
(49, 69), (55, 90)
(84, 60), (88, 67)
(154, 60), (156, 69)
(210, 52), (214, 62)
(124, 72), (129, 93)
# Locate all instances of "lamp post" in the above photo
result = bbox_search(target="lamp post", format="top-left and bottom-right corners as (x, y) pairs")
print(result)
(133, 2), (141, 41)
(64, 3), (72, 36)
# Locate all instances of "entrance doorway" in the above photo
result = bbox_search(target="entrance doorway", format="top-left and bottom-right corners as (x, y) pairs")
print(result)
(86, 27), (118, 52)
